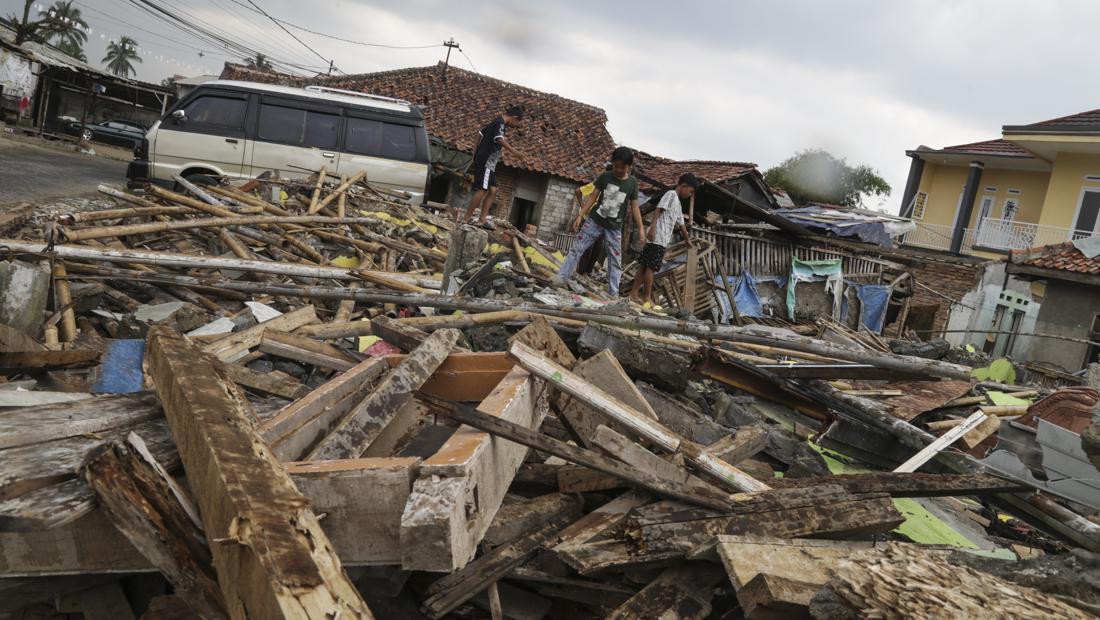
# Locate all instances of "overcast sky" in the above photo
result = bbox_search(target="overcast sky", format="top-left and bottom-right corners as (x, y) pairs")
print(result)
(9, 0), (1100, 211)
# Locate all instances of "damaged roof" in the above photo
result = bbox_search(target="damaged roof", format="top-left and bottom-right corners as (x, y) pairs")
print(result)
(1010, 241), (1100, 276)
(631, 151), (757, 188)
(220, 62), (614, 183)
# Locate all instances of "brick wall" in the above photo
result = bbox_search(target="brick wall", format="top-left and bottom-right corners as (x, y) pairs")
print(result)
(538, 176), (580, 240)
(908, 258), (983, 332)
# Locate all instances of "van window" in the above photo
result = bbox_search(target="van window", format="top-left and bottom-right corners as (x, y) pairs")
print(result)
(382, 123), (416, 160)
(258, 103), (339, 149)
(183, 95), (247, 127)
(345, 117), (417, 161)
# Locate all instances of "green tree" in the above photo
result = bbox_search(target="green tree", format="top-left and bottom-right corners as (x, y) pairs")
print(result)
(4, 0), (47, 45)
(56, 39), (86, 62)
(41, 1), (88, 51)
(245, 53), (273, 71)
(764, 149), (891, 208)
(102, 36), (142, 78)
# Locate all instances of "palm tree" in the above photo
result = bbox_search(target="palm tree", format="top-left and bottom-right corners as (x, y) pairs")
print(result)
(56, 39), (86, 62)
(245, 53), (273, 71)
(6, 0), (46, 44)
(42, 1), (88, 51)
(102, 37), (142, 78)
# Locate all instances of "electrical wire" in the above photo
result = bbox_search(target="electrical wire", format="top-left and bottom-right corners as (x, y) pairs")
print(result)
(243, 0), (334, 72)
(222, 0), (445, 50)
(459, 47), (478, 72)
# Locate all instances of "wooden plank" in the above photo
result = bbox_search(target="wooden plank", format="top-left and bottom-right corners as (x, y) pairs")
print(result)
(682, 243), (698, 314)
(400, 366), (547, 572)
(593, 425), (729, 502)
(893, 410), (987, 473)
(259, 330), (357, 371)
(0, 393), (159, 450)
(483, 493), (580, 547)
(429, 399), (729, 511)
(606, 563), (724, 620)
(737, 573), (820, 619)
(307, 329), (460, 460)
(370, 315), (434, 352)
(145, 326), (372, 619)
(285, 458), (419, 566)
(705, 426), (767, 466)
(713, 535), (873, 591)
(80, 441), (228, 619)
(259, 357), (387, 461)
(551, 491), (650, 553)
(222, 362), (310, 400)
(508, 315), (575, 369)
(509, 341), (769, 493)
(770, 472), (1027, 497)
(558, 349), (658, 448)
(420, 512), (574, 619)
(391, 351), (515, 402)
(0, 349), (100, 373)
(202, 304), (318, 362)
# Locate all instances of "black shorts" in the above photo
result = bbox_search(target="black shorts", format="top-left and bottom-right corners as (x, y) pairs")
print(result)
(471, 165), (497, 190)
(639, 243), (666, 271)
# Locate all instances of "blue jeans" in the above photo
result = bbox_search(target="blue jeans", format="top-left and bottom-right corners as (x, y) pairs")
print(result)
(558, 218), (623, 297)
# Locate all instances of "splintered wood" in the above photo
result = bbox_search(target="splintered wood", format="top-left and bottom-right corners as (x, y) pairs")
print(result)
(145, 327), (372, 619)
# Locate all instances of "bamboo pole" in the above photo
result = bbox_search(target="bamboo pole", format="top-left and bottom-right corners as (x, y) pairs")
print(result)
(512, 237), (531, 274)
(60, 215), (389, 241)
(56, 262), (972, 380)
(52, 261), (77, 342)
(336, 175), (347, 219)
(316, 171), (366, 212)
(333, 282), (357, 323)
(308, 167), (328, 214)
(147, 185), (237, 218)
(172, 174), (230, 206)
(0, 240), (439, 287)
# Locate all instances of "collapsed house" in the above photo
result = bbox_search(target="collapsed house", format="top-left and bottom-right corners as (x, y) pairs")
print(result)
(0, 169), (1099, 618)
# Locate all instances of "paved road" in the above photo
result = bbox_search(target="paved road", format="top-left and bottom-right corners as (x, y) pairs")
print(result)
(0, 138), (128, 205)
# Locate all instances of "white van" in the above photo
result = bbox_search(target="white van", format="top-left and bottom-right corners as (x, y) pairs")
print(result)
(128, 80), (431, 202)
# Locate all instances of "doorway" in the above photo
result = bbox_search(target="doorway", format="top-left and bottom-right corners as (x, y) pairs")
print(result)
(510, 197), (538, 231)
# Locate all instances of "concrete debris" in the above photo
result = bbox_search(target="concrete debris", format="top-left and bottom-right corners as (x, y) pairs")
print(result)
(0, 174), (1098, 619)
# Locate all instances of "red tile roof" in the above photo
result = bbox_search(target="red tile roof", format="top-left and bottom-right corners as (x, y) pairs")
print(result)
(1010, 108), (1100, 130)
(937, 139), (1032, 157)
(1011, 242), (1100, 275)
(220, 62), (613, 182)
(631, 150), (756, 188)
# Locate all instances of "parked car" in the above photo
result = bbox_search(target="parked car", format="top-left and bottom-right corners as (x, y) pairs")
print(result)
(127, 80), (431, 203)
(62, 119), (147, 148)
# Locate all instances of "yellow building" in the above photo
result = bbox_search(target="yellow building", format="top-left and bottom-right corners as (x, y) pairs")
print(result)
(899, 109), (1100, 257)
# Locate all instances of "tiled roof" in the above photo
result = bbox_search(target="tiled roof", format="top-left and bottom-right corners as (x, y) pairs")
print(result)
(1010, 108), (1100, 130)
(631, 150), (756, 188)
(220, 62), (613, 182)
(937, 139), (1032, 157)
(1011, 242), (1100, 275)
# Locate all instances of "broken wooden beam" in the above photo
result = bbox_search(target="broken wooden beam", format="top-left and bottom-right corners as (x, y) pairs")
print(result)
(771, 472), (1027, 497)
(258, 330), (357, 371)
(0, 349), (100, 374)
(308, 329), (460, 460)
(145, 326), (372, 619)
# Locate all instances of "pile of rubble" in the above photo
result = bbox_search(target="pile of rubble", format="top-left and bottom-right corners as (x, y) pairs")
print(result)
(1, 173), (1098, 619)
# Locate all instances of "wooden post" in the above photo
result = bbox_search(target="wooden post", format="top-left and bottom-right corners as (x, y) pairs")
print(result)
(52, 262), (77, 343)
(337, 175), (348, 219)
(308, 167), (328, 214)
(316, 171), (366, 212)
(145, 327), (373, 619)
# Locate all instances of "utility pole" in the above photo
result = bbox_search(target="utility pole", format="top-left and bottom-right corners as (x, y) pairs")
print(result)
(328, 60), (334, 75)
(442, 38), (459, 80)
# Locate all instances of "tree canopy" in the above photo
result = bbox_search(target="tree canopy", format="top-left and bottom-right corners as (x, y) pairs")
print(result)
(764, 149), (891, 208)
(103, 36), (142, 78)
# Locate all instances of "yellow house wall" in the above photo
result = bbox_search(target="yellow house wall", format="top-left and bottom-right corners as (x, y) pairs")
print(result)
(1037, 152), (1100, 231)
(915, 162), (1050, 228)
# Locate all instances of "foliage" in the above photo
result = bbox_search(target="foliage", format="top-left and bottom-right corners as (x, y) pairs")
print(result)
(56, 39), (86, 61)
(764, 149), (891, 208)
(102, 36), (142, 78)
(245, 53), (273, 71)
(5, 0), (87, 51)
(160, 76), (177, 88)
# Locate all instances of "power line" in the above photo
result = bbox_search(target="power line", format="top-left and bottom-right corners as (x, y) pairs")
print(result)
(459, 47), (478, 72)
(243, 0), (334, 73)
(222, 0), (444, 50)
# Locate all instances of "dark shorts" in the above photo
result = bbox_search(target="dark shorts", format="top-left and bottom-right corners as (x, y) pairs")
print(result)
(471, 165), (497, 190)
(639, 242), (666, 271)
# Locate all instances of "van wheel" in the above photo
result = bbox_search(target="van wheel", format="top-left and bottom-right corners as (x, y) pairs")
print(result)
(175, 174), (218, 191)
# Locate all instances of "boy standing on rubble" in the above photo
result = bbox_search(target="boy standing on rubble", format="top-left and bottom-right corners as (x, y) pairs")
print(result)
(629, 173), (696, 306)
(460, 105), (528, 228)
(555, 147), (645, 297)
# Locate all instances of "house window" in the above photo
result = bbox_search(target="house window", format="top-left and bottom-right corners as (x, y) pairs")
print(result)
(911, 191), (928, 220)
(1002, 198), (1019, 222)
(976, 195), (994, 229)
(1074, 189), (1100, 234)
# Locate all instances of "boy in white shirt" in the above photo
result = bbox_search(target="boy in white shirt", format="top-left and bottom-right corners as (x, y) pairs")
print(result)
(629, 173), (697, 306)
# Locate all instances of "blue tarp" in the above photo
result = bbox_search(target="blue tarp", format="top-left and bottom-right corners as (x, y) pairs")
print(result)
(857, 284), (891, 333)
(714, 271), (786, 321)
(91, 339), (145, 394)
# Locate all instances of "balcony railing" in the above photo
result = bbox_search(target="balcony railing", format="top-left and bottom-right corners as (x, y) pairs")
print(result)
(972, 218), (1093, 251)
(902, 219), (1095, 254)
(901, 223), (976, 253)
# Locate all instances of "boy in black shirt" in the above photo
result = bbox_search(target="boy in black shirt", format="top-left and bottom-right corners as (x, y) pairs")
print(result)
(461, 105), (528, 227)
(556, 147), (645, 297)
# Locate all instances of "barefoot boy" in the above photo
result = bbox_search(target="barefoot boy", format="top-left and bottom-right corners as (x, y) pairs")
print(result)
(629, 173), (696, 305)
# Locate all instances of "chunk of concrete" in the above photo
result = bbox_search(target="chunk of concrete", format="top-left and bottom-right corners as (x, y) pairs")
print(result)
(0, 259), (49, 335)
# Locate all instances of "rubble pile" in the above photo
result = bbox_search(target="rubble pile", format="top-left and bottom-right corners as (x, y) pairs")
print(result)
(0, 174), (1099, 619)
